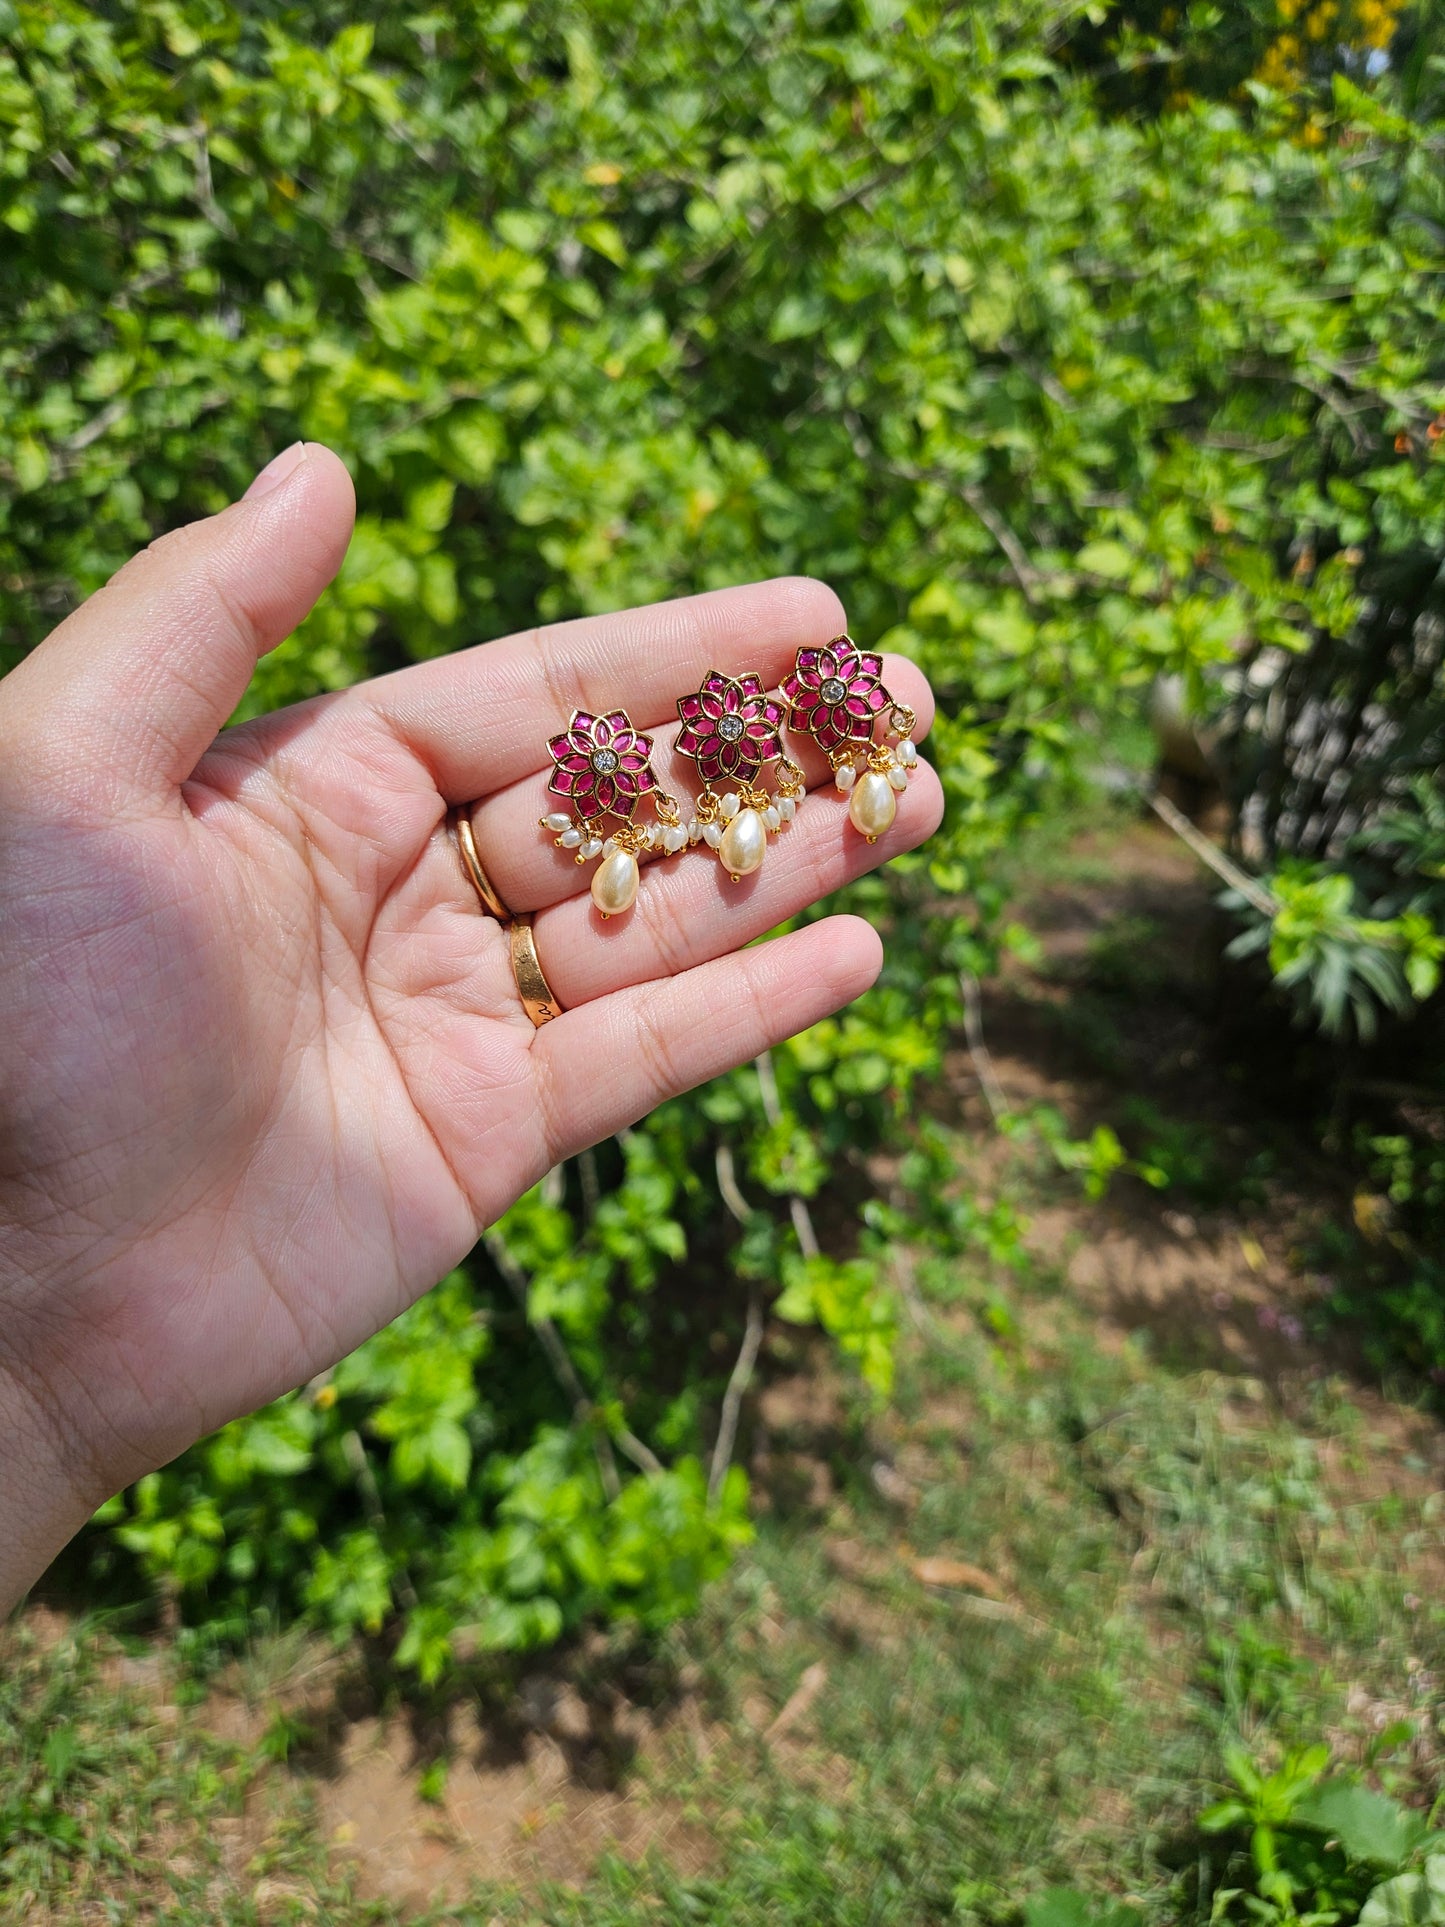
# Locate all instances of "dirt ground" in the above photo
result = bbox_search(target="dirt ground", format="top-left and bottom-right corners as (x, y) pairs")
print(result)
(951, 820), (1391, 1383)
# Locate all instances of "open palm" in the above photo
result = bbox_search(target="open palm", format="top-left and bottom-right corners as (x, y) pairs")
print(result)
(0, 444), (939, 1602)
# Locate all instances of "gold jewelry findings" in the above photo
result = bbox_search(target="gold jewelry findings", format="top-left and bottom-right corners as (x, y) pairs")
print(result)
(510, 914), (562, 1025)
(451, 807), (510, 921)
(674, 670), (804, 881)
(541, 707), (685, 918)
(780, 635), (918, 842)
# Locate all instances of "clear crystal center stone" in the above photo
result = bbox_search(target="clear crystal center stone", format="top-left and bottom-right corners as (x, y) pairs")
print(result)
(591, 748), (620, 774)
(717, 714), (744, 741)
(820, 677), (847, 704)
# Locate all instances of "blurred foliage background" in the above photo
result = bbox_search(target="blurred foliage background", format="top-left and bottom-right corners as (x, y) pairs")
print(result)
(2, 0), (1443, 1694)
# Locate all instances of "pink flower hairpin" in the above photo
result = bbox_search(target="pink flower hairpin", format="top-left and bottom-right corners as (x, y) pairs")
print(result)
(781, 635), (917, 842)
(673, 670), (805, 881)
(539, 708), (687, 917)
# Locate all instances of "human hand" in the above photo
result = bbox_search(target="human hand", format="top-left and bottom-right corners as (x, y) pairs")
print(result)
(0, 443), (939, 1608)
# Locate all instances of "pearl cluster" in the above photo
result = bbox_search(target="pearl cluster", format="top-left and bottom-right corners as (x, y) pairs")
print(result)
(831, 737), (918, 841)
(696, 788), (803, 881)
(540, 811), (692, 860)
(542, 784), (806, 903)
(694, 788), (799, 846)
(541, 808), (696, 915)
(547, 813), (697, 859)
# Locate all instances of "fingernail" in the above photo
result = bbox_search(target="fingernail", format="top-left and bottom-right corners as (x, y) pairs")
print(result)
(244, 441), (308, 501)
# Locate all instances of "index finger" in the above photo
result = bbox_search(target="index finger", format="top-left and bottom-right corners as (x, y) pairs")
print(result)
(350, 577), (847, 800)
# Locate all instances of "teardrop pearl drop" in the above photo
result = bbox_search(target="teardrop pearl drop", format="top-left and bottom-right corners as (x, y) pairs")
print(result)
(718, 806), (766, 879)
(590, 849), (639, 917)
(848, 771), (897, 842)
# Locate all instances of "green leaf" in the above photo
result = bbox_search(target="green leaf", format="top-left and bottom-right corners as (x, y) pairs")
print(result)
(1023, 1888), (1139, 1927)
(1359, 1860), (1445, 1927)
(577, 219), (627, 266)
(1075, 540), (1134, 581)
(407, 479), (456, 533)
(331, 22), (375, 69)
(426, 1418), (472, 1492)
(442, 407), (504, 484)
(1405, 952), (1439, 1002)
(1331, 73), (1413, 140)
(1200, 1799), (1252, 1833)
(12, 438), (49, 493)
(769, 294), (827, 342)
(40, 1726), (80, 1787)
(1295, 1781), (1428, 1869)
(418, 552), (458, 626)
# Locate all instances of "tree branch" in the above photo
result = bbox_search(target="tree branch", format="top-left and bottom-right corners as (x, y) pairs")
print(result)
(481, 1228), (662, 1497)
(959, 969), (1012, 1123)
(1145, 787), (1279, 919)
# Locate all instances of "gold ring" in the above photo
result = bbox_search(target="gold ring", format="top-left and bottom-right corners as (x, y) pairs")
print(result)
(450, 807), (510, 922)
(510, 914), (563, 1026)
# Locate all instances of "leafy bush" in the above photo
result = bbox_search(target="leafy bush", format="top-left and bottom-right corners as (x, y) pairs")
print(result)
(1199, 1743), (1445, 1925)
(1032, 1742), (1445, 1927)
(4, 0), (1444, 1663)
(1063, 0), (1418, 117)
(91, 1267), (751, 1682)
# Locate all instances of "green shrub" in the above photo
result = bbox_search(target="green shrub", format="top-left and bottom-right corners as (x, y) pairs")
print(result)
(3, 0), (1443, 1664)
(1035, 1741), (1445, 1926)
(1198, 1742), (1445, 1925)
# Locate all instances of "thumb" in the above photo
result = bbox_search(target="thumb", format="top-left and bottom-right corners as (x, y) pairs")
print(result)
(3, 442), (355, 798)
